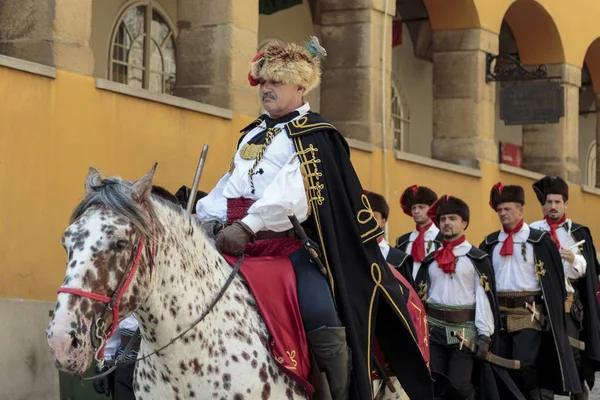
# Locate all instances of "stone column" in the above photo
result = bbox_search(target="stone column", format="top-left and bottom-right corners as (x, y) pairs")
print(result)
(522, 64), (581, 183)
(174, 0), (260, 115)
(316, 0), (395, 147)
(431, 28), (498, 168)
(0, 0), (94, 75)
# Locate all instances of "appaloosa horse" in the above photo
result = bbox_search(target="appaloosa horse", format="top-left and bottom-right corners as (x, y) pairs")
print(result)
(46, 165), (407, 400)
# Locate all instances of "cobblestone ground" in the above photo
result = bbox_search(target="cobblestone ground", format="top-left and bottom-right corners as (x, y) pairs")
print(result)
(555, 373), (600, 399)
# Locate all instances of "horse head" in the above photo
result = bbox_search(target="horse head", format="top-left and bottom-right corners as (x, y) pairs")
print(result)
(46, 164), (159, 374)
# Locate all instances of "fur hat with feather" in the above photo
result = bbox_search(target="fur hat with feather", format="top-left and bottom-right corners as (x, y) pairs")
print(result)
(248, 36), (326, 94)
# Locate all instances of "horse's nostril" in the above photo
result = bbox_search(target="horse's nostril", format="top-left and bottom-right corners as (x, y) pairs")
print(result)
(69, 330), (80, 349)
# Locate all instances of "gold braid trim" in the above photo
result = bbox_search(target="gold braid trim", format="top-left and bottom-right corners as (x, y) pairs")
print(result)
(247, 127), (281, 194)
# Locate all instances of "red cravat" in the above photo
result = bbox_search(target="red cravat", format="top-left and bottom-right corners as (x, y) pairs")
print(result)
(545, 214), (567, 249)
(377, 236), (384, 244)
(434, 235), (466, 274)
(500, 219), (524, 256)
(411, 222), (433, 263)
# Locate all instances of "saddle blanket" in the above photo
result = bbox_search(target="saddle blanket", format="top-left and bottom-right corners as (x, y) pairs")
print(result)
(223, 252), (314, 395)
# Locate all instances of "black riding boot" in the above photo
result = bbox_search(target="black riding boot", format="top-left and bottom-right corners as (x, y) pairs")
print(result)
(527, 389), (541, 400)
(307, 326), (352, 400)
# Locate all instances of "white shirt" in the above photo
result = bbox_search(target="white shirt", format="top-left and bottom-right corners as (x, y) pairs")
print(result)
(405, 224), (440, 281)
(104, 315), (138, 359)
(426, 240), (494, 337)
(492, 223), (540, 293)
(379, 237), (391, 259)
(196, 103), (310, 232)
(529, 219), (587, 280)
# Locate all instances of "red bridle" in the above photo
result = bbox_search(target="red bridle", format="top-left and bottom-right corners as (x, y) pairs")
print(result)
(57, 207), (155, 359)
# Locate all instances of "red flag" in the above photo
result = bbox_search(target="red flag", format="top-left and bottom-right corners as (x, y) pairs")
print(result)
(392, 20), (403, 47)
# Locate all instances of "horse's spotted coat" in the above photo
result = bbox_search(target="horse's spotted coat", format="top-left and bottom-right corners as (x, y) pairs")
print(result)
(46, 167), (409, 400)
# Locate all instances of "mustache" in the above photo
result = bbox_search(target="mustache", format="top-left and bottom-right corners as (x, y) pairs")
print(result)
(262, 93), (276, 100)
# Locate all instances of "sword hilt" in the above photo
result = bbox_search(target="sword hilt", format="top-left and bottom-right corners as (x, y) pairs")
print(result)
(286, 210), (327, 276)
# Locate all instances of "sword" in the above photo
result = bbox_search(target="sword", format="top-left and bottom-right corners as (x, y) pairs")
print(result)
(524, 302), (585, 351)
(451, 331), (521, 370)
(186, 144), (209, 213)
(286, 210), (327, 276)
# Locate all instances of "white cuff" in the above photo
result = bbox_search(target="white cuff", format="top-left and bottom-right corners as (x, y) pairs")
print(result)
(241, 214), (266, 233)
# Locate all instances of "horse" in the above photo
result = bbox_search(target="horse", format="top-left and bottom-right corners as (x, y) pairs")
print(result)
(46, 165), (409, 399)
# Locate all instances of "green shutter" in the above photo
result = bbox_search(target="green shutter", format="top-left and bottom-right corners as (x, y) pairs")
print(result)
(259, 0), (303, 15)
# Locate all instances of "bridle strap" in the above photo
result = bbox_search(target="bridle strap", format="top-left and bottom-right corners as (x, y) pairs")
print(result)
(57, 205), (155, 353)
(80, 254), (244, 381)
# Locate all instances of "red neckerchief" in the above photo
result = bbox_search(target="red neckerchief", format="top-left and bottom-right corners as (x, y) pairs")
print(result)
(377, 236), (384, 244)
(434, 235), (466, 274)
(500, 219), (524, 256)
(412, 222), (433, 263)
(545, 214), (567, 249)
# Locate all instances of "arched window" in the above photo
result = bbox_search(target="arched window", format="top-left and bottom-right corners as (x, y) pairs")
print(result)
(391, 78), (411, 151)
(109, 3), (176, 94)
(588, 140), (597, 187)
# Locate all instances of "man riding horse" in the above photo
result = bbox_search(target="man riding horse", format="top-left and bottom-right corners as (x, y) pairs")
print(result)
(195, 37), (433, 400)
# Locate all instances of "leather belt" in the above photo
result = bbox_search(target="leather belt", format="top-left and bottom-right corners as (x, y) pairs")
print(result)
(425, 306), (475, 324)
(120, 333), (141, 352)
(497, 295), (542, 309)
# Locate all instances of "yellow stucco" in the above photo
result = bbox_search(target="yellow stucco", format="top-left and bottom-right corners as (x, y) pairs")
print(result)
(2, 66), (600, 302)
(424, 0), (600, 69)
(0, 66), (253, 301)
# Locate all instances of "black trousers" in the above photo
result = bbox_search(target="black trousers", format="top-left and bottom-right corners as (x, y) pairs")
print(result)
(429, 325), (475, 400)
(497, 328), (542, 398)
(290, 248), (342, 332)
(113, 363), (136, 400)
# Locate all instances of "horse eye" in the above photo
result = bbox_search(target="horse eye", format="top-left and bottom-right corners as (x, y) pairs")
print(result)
(114, 240), (128, 251)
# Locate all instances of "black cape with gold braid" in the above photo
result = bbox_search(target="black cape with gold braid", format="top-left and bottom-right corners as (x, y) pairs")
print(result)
(240, 112), (434, 400)
(479, 229), (581, 394)
(570, 222), (600, 388)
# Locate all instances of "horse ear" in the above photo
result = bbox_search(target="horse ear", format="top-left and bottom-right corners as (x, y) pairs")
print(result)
(133, 163), (158, 201)
(85, 167), (102, 194)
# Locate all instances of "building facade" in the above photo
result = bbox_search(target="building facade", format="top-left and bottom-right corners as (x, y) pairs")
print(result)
(2, 0), (600, 398)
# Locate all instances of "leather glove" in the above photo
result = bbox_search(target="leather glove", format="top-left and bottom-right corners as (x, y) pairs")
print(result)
(92, 366), (114, 397)
(216, 221), (256, 256)
(201, 220), (225, 240)
(475, 334), (491, 360)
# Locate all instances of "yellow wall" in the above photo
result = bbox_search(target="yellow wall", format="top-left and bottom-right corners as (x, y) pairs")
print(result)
(2, 66), (600, 303)
(0, 66), (251, 301)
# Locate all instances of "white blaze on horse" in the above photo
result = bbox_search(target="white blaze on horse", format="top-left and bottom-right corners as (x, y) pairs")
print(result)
(46, 165), (408, 400)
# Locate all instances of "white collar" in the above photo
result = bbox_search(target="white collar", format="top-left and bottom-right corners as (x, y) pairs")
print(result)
(498, 222), (530, 241)
(266, 102), (310, 121)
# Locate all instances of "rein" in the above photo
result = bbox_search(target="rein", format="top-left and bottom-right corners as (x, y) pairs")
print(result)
(82, 254), (244, 381)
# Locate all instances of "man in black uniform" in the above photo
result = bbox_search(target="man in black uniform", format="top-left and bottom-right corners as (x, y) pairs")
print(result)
(530, 176), (600, 399)
(396, 185), (441, 281)
(479, 182), (580, 399)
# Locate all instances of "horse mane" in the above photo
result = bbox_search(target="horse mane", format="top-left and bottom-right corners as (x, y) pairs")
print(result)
(70, 177), (184, 239)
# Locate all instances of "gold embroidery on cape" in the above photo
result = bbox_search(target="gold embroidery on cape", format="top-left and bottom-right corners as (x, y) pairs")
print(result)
(296, 144), (325, 206)
(228, 154), (235, 174)
(293, 137), (335, 298)
(534, 260), (546, 282)
(479, 273), (491, 292)
(357, 194), (381, 243)
(287, 117), (335, 136)
(418, 281), (428, 301)
(427, 240), (433, 253)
